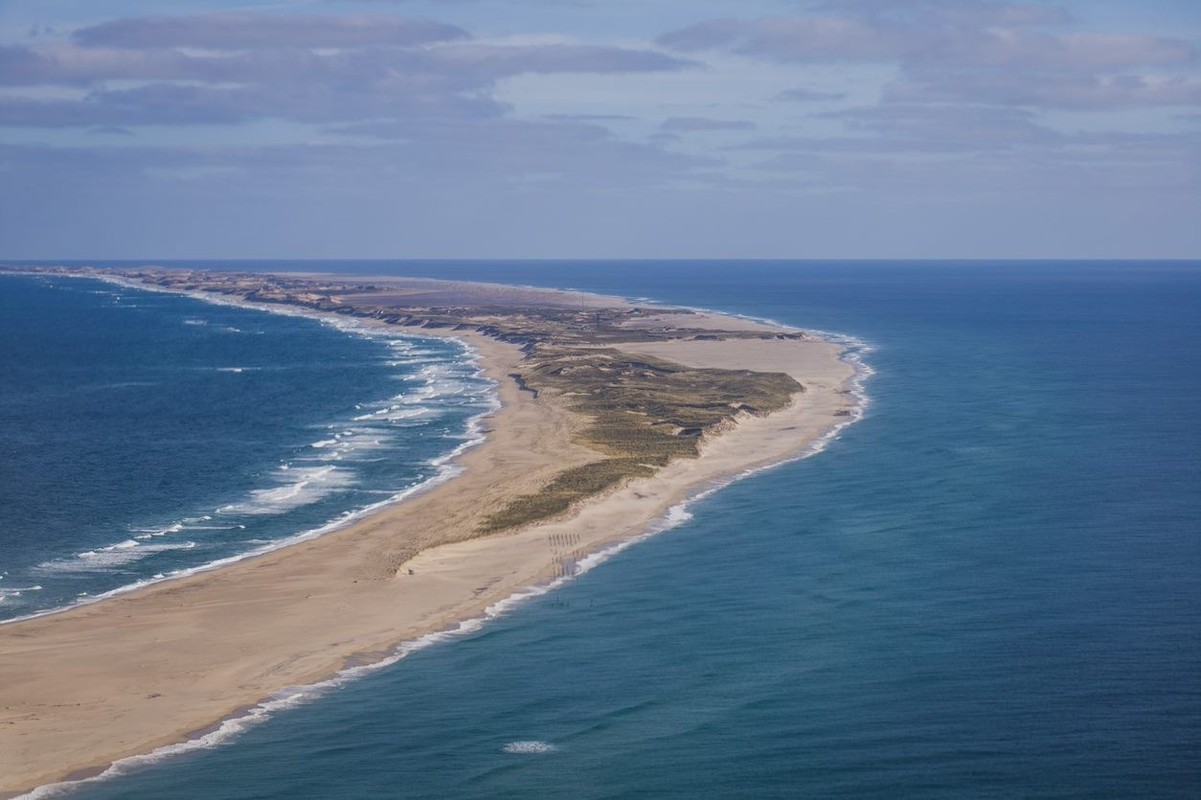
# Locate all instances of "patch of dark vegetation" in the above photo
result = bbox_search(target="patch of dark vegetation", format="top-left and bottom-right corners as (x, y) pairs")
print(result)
(509, 373), (539, 398)
(480, 346), (801, 532)
(523, 347), (799, 454)
(479, 459), (656, 533)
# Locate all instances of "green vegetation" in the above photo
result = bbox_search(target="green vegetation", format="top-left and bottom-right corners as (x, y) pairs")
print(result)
(479, 458), (656, 533)
(480, 346), (802, 532)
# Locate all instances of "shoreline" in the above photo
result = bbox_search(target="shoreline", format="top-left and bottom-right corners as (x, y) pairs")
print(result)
(0, 272), (504, 629)
(0, 271), (864, 798)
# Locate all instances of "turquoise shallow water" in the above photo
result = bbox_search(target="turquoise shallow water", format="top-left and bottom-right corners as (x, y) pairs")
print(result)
(6, 261), (1200, 798)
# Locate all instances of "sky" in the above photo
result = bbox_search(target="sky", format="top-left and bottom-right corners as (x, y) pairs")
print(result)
(0, 0), (1197, 259)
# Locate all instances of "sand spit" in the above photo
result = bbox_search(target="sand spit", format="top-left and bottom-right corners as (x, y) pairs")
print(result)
(0, 272), (857, 798)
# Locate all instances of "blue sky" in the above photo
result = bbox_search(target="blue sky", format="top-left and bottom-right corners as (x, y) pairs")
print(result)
(1, 0), (1197, 259)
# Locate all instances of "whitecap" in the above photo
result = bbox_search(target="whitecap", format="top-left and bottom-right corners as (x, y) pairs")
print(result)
(35, 541), (197, 574)
(218, 465), (355, 516)
(0, 585), (43, 604)
(502, 741), (557, 754)
(352, 405), (439, 423)
(132, 522), (185, 539)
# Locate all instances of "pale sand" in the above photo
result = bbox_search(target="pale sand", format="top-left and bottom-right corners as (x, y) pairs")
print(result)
(0, 320), (855, 798)
(617, 309), (790, 335)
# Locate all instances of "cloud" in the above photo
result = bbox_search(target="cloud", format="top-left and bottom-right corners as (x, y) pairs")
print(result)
(0, 41), (688, 90)
(0, 115), (714, 192)
(739, 106), (1194, 163)
(886, 71), (1201, 110)
(772, 87), (846, 102)
(339, 117), (716, 180)
(542, 113), (636, 122)
(658, 16), (1195, 70)
(0, 9), (712, 224)
(428, 43), (692, 76)
(811, 0), (1074, 28)
(819, 104), (1061, 146)
(87, 125), (135, 136)
(0, 15), (693, 129)
(730, 101), (1200, 199)
(736, 135), (1018, 156)
(5, 37), (690, 85)
(741, 134), (1201, 203)
(0, 77), (504, 128)
(72, 14), (468, 49)
(656, 4), (1198, 114)
(1, 2), (1197, 260)
(660, 116), (756, 132)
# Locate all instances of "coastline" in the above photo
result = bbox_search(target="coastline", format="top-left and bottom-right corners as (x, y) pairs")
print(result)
(0, 272), (862, 798)
(0, 273), (505, 627)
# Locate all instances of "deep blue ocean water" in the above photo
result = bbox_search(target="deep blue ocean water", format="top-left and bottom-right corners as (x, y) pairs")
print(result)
(0, 274), (493, 621)
(5, 261), (1199, 798)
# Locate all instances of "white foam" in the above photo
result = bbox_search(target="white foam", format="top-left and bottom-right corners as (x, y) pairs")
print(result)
(0, 585), (43, 604)
(352, 405), (439, 423)
(132, 522), (184, 539)
(131, 517), (232, 540)
(2, 387), (498, 627)
(93, 380), (160, 391)
(35, 541), (198, 574)
(664, 504), (694, 526)
(218, 465), (355, 516)
(301, 429), (393, 463)
(502, 741), (558, 754)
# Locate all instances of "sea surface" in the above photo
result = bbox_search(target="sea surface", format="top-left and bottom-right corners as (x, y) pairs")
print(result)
(4, 261), (1199, 799)
(0, 274), (494, 621)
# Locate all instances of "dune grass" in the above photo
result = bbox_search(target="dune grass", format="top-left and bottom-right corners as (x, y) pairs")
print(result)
(479, 346), (801, 532)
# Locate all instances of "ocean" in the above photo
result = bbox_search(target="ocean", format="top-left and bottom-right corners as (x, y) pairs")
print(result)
(0, 274), (495, 622)
(3, 261), (1199, 798)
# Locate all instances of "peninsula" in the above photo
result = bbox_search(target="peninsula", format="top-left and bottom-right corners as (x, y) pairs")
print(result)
(0, 267), (857, 797)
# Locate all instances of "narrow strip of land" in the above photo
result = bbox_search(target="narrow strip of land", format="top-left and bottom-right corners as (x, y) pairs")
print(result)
(0, 268), (856, 797)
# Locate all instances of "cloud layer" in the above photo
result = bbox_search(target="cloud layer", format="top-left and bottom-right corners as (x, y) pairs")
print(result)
(72, 13), (468, 49)
(658, 2), (1199, 110)
(0, 2), (1197, 259)
(1, 14), (692, 130)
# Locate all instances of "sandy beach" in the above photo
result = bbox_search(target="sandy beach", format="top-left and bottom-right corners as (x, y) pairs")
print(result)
(0, 288), (856, 798)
